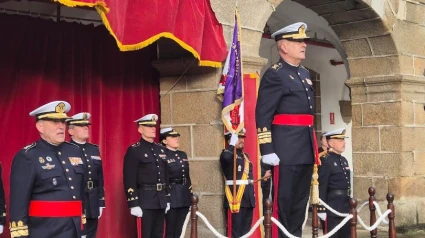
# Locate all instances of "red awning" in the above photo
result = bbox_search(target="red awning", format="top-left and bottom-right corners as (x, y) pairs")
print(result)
(54, 0), (227, 67)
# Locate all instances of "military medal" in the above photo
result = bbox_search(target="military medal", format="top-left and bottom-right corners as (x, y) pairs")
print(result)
(52, 178), (57, 186)
(238, 165), (241, 172)
(289, 75), (294, 80)
(145, 154), (148, 157)
(334, 162), (337, 166)
(305, 78), (313, 85)
(39, 157), (45, 163)
(46, 156), (52, 162)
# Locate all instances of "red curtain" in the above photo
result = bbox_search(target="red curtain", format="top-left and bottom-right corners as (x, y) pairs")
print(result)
(0, 14), (159, 238)
(55, 0), (228, 67)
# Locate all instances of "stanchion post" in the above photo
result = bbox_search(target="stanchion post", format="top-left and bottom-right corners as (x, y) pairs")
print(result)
(369, 187), (377, 238)
(312, 204), (319, 238)
(190, 195), (199, 238)
(264, 199), (272, 238)
(350, 198), (358, 238)
(387, 193), (396, 238)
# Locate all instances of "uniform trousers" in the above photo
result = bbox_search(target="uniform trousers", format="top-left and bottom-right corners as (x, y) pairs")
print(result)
(327, 216), (350, 238)
(277, 164), (313, 238)
(225, 207), (253, 238)
(142, 209), (165, 238)
(165, 207), (190, 238)
(86, 218), (98, 238)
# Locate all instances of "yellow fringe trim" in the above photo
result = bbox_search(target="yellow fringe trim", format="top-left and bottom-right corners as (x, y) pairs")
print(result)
(53, 0), (223, 68)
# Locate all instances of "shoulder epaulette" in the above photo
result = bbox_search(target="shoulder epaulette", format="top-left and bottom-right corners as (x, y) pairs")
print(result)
(23, 142), (37, 153)
(223, 149), (233, 154)
(86, 142), (99, 147)
(270, 62), (282, 72)
(64, 141), (79, 147)
(131, 142), (140, 147)
(319, 151), (329, 163)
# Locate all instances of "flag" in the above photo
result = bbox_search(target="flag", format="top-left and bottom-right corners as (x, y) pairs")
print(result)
(217, 12), (243, 134)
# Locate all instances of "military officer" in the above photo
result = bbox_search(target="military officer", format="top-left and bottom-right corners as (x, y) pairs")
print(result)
(67, 112), (105, 238)
(220, 129), (255, 238)
(9, 101), (86, 238)
(318, 129), (351, 237)
(255, 22), (316, 238)
(0, 162), (5, 234)
(123, 114), (170, 238)
(160, 127), (192, 238)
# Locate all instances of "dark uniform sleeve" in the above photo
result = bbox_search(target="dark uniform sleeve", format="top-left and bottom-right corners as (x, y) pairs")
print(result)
(98, 151), (106, 208)
(219, 145), (234, 167)
(255, 68), (284, 156)
(260, 160), (272, 200)
(123, 146), (139, 208)
(0, 163), (6, 226)
(163, 150), (171, 202)
(10, 151), (36, 237)
(318, 157), (331, 213)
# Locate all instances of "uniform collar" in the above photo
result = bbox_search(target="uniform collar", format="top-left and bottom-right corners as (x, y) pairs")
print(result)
(70, 140), (86, 148)
(38, 138), (62, 151)
(139, 137), (154, 145)
(280, 58), (300, 69)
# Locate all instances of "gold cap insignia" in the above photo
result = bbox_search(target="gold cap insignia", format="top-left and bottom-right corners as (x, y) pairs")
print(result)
(55, 102), (66, 113)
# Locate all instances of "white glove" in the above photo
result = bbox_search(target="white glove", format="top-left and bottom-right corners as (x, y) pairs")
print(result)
(81, 236), (86, 238)
(0, 225), (3, 234)
(261, 153), (280, 166)
(130, 206), (143, 217)
(98, 207), (104, 219)
(165, 203), (171, 214)
(318, 213), (327, 221)
(229, 133), (239, 146)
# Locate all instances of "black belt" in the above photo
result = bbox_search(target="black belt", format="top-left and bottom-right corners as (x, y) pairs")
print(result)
(86, 181), (99, 190)
(138, 183), (166, 191)
(329, 189), (351, 196)
(170, 178), (187, 185)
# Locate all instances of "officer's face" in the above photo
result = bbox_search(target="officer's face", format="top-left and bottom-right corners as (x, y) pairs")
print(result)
(235, 137), (245, 149)
(163, 136), (180, 150)
(36, 120), (67, 145)
(68, 125), (89, 142)
(321, 136), (328, 148)
(282, 40), (307, 61)
(138, 125), (156, 140)
(328, 138), (345, 154)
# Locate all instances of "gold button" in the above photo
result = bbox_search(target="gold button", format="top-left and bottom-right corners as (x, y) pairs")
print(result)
(71, 186), (74, 189)
(73, 196), (76, 199)
(85, 154), (88, 156)
(308, 97), (310, 99)
(310, 106), (312, 109)
(62, 161), (66, 164)
(89, 172), (92, 174)
(66, 169), (69, 172)
(83, 148), (85, 151)
(89, 178), (92, 180)
(306, 88), (308, 91)
(58, 152), (61, 155)
(69, 177), (72, 181)
(87, 160), (89, 162)
(88, 165), (91, 168)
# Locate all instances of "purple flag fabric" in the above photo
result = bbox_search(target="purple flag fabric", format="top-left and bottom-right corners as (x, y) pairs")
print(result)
(217, 13), (244, 134)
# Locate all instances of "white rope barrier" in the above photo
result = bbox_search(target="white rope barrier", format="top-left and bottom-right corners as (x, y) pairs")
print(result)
(373, 201), (390, 224)
(179, 198), (394, 238)
(357, 209), (392, 231)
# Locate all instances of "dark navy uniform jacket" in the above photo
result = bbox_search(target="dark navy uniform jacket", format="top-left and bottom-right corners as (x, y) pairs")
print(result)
(0, 163), (5, 226)
(70, 140), (105, 219)
(165, 149), (192, 208)
(9, 139), (86, 238)
(123, 138), (170, 210)
(220, 145), (255, 208)
(255, 59), (315, 165)
(318, 152), (351, 217)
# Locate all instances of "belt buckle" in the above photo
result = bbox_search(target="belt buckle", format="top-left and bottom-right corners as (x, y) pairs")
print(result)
(156, 184), (163, 191)
(182, 178), (186, 184)
(87, 181), (93, 190)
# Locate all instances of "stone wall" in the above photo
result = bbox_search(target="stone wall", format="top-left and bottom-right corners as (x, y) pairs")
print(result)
(158, 0), (425, 234)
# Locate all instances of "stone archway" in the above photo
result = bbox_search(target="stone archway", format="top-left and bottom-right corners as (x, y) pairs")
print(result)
(209, 0), (425, 228)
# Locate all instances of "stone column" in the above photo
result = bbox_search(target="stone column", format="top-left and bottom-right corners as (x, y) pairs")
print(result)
(345, 1), (425, 226)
